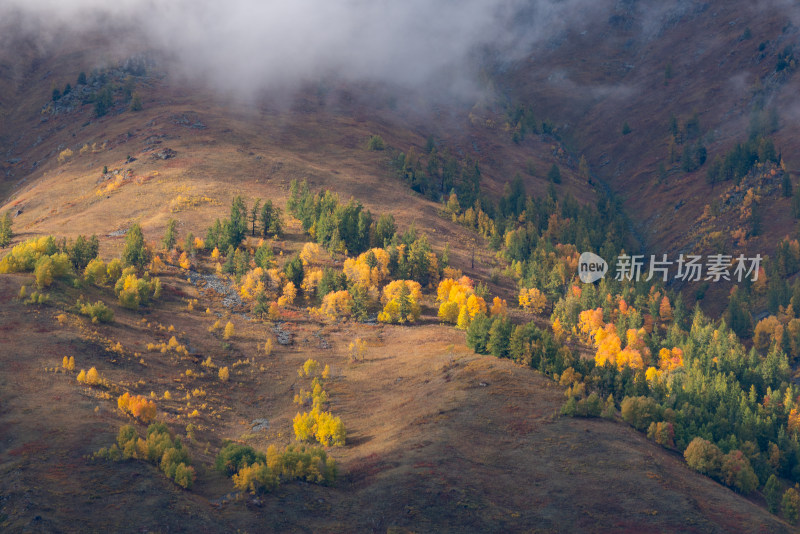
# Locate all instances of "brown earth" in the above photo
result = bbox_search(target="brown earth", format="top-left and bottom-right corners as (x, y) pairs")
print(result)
(0, 14), (798, 533)
(0, 266), (794, 533)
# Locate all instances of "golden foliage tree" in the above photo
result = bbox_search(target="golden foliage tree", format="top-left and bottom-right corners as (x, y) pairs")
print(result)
(223, 321), (235, 339)
(219, 366), (230, 382)
(378, 280), (422, 324)
(117, 392), (157, 422)
(277, 281), (297, 307)
(348, 338), (367, 362)
(659, 295), (673, 322)
(299, 242), (327, 266)
(315, 290), (353, 321)
(490, 296), (508, 317)
(519, 287), (546, 314)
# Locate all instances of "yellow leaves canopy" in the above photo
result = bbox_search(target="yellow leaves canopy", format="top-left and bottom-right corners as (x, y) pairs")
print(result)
(316, 290), (353, 321)
(519, 287), (546, 314)
(342, 248), (390, 288)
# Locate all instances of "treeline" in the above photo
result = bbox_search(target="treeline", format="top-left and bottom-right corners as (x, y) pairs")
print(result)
(96, 423), (195, 489)
(706, 135), (779, 185)
(1, 223), (161, 314)
(389, 142), (482, 204)
(443, 174), (628, 301)
(205, 195), (283, 252)
(215, 442), (336, 494)
(287, 179), (440, 288)
(725, 237), (800, 339)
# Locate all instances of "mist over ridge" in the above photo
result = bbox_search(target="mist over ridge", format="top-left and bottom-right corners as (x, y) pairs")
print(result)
(0, 0), (604, 100)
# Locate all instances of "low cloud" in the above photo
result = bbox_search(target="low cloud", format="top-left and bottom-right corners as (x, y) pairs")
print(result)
(0, 0), (604, 102)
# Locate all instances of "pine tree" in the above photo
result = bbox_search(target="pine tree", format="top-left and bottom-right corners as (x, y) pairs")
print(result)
(226, 196), (248, 247)
(122, 223), (150, 270)
(765, 474), (783, 514)
(0, 211), (13, 247)
(389, 283), (407, 322)
(783, 487), (800, 524)
(162, 219), (177, 251)
(547, 164), (561, 184)
(254, 291), (269, 318)
(223, 245), (236, 274)
(487, 316), (512, 358)
(784, 173), (794, 198)
(284, 254), (304, 288)
(250, 199), (261, 236)
(466, 313), (492, 354)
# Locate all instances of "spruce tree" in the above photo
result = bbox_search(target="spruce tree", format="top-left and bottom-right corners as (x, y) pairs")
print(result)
(122, 223), (150, 270)
(0, 211), (13, 247)
(162, 219), (177, 251)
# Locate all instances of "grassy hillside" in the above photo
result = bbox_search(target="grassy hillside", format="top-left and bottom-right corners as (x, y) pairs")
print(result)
(2, 15), (800, 534)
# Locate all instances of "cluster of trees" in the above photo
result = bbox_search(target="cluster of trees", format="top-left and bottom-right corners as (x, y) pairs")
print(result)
(437, 276), (488, 330)
(547, 275), (800, 501)
(96, 423), (195, 489)
(77, 299), (114, 323)
(430, 187), (800, 507)
(117, 392), (157, 422)
(292, 359), (345, 447)
(390, 143), (482, 203)
(206, 196), (283, 252)
(114, 267), (162, 309)
(665, 113), (707, 174)
(390, 121), (800, 515)
(0, 223), (165, 315)
(723, 237), (800, 339)
(377, 280), (422, 324)
(61, 356), (75, 371)
(683, 437), (758, 493)
(706, 135), (779, 185)
(577, 303), (671, 371)
(249, 183), (445, 323)
(465, 313), (513, 358)
(0, 235), (83, 287)
(442, 182), (627, 303)
(560, 368), (615, 418)
(518, 286), (547, 314)
(288, 180), (373, 254)
(58, 66), (146, 117)
(76, 366), (104, 386)
(146, 336), (189, 357)
(286, 180), (396, 254)
(216, 442), (337, 494)
(469, 312), (575, 374)
(505, 103), (542, 144)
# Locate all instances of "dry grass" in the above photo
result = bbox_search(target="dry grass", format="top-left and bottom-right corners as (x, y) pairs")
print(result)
(0, 268), (793, 532)
(0, 23), (796, 533)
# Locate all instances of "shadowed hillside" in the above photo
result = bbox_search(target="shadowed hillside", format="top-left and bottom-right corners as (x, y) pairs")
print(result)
(2, 5), (800, 533)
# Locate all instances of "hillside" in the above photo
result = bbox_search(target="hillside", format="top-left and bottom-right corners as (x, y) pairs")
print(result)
(0, 268), (791, 533)
(499, 0), (800, 311)
(2, 6), (800, 534)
